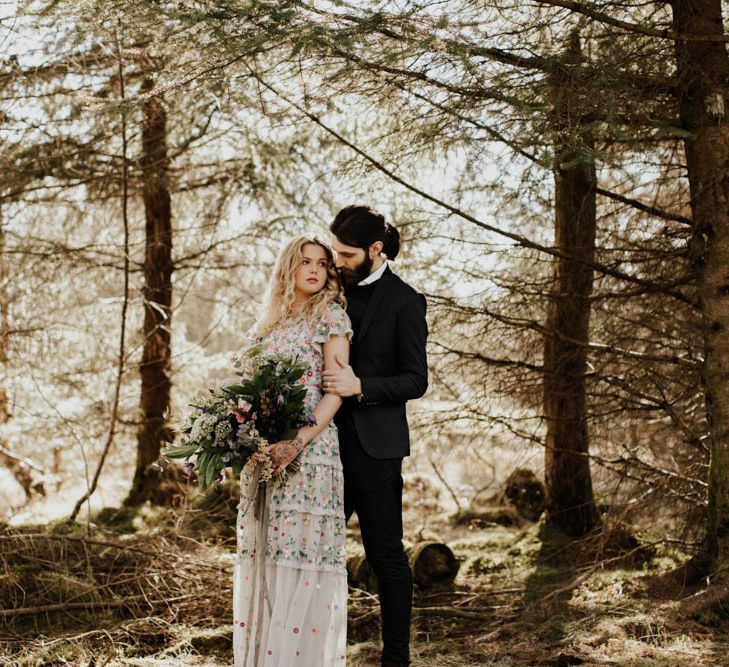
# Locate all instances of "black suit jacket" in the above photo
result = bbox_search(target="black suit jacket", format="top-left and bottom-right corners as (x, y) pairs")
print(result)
(335, 266), (428, 459)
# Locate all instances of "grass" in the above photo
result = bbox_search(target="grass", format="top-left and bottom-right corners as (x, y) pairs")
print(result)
(1, 483), (728, 666)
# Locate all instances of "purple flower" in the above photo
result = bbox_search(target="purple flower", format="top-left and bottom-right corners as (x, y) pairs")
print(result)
(183, 460), (194, 475)
(216, 470), (226, 484)
(306, 413), (318, 427)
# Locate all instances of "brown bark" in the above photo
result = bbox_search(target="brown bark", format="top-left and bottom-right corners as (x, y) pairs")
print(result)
(543, 33), (601, 538)
(0, 208), (8, 425)
(0, 213), (38, 498)
(0, 215), (42, 499)
(671, 0), (729, 579)
(124, 77), (174, 507)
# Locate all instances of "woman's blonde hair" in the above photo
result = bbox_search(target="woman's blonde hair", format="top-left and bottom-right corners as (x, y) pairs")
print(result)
(251, 234), (345, 338)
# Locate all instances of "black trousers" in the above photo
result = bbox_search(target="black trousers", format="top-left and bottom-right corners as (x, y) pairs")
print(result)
(340, 427), (412, 666)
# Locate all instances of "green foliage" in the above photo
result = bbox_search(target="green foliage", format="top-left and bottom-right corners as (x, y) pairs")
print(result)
(161, 347), (310, 490)
(162, 442), (198, 458)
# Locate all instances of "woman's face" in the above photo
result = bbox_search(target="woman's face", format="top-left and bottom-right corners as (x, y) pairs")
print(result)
(294, 243), (329, 299)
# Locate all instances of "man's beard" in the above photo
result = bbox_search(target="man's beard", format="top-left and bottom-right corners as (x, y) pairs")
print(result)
(338, 254), (373, 289)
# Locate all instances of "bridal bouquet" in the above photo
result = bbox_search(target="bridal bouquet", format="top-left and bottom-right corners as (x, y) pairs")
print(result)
(161, 343), (315, 490)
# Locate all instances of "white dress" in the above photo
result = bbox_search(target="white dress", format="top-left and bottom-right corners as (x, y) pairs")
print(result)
(233, 303), (352, 666)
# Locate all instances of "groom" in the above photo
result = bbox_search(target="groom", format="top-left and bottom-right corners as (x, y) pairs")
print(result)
(322, 205), (428, 667)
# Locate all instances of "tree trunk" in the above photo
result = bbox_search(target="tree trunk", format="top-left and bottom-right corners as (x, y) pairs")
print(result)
(125, 78), (174, 507)
(0, 213), (42, 499)
(672, 0), (729, 580)
(543, 33), (601, 538)
(0, 208), (8, 425)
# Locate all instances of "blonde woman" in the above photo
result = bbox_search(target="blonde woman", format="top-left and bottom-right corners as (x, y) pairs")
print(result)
(233, 234), (352, 666)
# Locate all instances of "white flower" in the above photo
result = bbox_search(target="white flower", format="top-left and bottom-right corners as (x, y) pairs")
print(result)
(190, 412), (216, 441)
(215, 420), (233, 443)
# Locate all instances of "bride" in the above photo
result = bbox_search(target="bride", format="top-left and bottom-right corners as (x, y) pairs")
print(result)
(233, 234), (352, 666)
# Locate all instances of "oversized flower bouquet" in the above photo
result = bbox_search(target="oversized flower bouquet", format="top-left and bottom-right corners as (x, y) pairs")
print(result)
(161, 343), (315, 490)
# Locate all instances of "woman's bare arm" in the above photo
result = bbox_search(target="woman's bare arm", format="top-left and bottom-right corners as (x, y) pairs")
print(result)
(269, 334), (349, 473)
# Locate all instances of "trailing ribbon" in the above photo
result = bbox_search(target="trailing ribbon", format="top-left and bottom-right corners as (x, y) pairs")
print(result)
(238, 461), (274, 663)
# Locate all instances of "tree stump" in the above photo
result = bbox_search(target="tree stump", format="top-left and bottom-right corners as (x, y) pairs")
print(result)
(451, 468), (546, 529)
(347, 541), (460, 593)
(501, 469), (546, 522)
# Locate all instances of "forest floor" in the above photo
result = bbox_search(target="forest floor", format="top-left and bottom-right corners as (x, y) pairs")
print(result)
(1, 476), (728, 667)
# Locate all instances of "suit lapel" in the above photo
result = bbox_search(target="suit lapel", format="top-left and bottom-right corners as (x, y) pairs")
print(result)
(356, 266), (393, 344)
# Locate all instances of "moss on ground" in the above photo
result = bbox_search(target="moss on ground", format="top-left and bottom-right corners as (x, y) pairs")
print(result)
(2, 499), (728, 666)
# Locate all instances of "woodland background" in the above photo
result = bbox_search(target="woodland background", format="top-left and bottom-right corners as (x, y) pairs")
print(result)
(2, 1), (729, 665)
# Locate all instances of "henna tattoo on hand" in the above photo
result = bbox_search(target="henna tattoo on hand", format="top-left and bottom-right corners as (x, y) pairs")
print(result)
(271, 436), (305, 470)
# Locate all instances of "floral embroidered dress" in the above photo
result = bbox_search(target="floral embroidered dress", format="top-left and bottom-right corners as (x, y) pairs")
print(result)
(233, 302), (353, 666)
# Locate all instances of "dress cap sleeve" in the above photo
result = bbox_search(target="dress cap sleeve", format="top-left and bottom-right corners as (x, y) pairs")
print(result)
(313, 302), (353, 344)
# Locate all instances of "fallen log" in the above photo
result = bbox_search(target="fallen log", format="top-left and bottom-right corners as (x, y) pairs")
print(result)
(409, 541), (460, 588)
(347, 541), (460, 593)
(347, 552), (379, 593)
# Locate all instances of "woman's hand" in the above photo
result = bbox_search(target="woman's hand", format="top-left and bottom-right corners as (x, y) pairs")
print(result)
(268, 436), (305, 476)
(322, 353), (361, 398)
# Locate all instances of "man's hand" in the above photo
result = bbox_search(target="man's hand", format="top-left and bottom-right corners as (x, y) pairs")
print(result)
(268, 437), (305, 476)
(322, 354), (362, 398)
